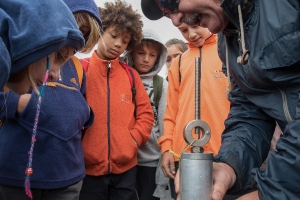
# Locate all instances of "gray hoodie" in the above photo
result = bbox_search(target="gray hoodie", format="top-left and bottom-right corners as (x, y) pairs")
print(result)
(126, 29), (169, 198)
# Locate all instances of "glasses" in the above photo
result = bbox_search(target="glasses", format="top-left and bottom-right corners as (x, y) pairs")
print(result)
(160, 0), (180, 12)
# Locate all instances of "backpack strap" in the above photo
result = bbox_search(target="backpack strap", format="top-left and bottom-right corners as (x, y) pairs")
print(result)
(80, 58), (90, 72)
(71, 56), (83, 88)
(178, 54), (182, 84)
(120, 62), (136, 103)
(153, 75), (164, 109)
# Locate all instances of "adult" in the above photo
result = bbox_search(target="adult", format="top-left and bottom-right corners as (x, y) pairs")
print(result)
(141, 0), (300, 199)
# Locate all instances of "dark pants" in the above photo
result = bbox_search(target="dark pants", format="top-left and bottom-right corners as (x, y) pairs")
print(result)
(0, 180), (82, 200)
(79, 166), (137, 200)
(134, 165), (159, 200)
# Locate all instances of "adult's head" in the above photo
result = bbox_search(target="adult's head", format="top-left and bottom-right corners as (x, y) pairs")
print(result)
(0, 0), (84, 93)
(63, 0), (102, 53)
(141, 0), (229, 33)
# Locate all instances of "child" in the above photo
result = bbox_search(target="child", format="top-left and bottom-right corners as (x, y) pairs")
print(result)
(0, 0), (100, 199)
(158, 23), (230, 199)
(165, 38), (188, 70)
(79, 1), (154, 200)
(129, 29), (169, 200)
(0, 0), (83, 93)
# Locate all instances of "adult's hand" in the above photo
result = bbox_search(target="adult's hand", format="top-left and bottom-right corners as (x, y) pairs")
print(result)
(161, 151), (176, 179)
(211, 162), (236, 200)
(17, 94), (31, 113)
(237, 191), (259, 200)
(173, 162), (237, 200)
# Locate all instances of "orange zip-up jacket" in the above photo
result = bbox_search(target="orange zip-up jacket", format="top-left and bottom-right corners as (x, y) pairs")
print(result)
(158, 34), (230, 161)
(83, 52), (154, 175)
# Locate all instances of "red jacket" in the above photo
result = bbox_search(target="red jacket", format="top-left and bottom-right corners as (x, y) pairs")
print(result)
(83, 52), (154, 175)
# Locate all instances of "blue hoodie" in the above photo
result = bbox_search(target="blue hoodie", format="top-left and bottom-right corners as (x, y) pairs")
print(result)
(0, 0), (84, 88)
(63, 0), (102, 28)
(0, 0), (91, 189)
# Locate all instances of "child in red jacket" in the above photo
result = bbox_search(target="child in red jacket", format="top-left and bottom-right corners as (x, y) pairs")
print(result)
(79, 1), (154, 200)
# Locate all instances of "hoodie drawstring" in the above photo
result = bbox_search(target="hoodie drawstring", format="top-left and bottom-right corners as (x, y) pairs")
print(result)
(226, 4), (250, 96)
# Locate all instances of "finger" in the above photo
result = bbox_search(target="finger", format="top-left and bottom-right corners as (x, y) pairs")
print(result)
(211, 163), (236, 200)
(165, 164), (175, 179)
(170, 159), (176, 175)
(174, 169), (180, 193)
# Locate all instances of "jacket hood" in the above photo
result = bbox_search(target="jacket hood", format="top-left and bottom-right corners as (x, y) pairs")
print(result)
(63, 0), (102, 28)
(0, 38), (10, 88)
(0, 0), (84, 84)
(127, 29), (168, 79)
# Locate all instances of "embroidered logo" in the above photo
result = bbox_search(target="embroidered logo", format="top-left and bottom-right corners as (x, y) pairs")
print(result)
(70, 78), (78, 86)
(120, 93), (131, 104)
(214, 70), (227, 78)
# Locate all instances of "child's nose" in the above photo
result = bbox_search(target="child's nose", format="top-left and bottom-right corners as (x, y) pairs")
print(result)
(47, 69), (60, 82)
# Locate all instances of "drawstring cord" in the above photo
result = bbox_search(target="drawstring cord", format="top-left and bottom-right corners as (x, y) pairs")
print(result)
(226, 4), (250, 96)
(25, 56), (50, 199)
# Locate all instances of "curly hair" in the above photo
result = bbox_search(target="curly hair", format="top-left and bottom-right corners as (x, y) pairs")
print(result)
(165, 38), (188, 53)
(99, 0), (143, 51)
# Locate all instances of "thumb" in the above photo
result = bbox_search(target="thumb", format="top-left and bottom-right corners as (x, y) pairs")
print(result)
(211, 162), (236, 200)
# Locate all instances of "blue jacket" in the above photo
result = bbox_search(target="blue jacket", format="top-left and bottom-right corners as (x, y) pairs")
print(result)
(0, 59), (93, 189)
(214, 0), (300, 199)
(0, 0), (84, 88)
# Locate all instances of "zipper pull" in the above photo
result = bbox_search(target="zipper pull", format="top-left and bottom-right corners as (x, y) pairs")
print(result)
(108, 61), (111, 69)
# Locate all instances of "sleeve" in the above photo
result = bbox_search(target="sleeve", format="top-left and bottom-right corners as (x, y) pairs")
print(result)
(252, 102), (300, 199)
(214, 79), (276, 194)
(153, 156), (169, 198)
(157, 79), (168, 137)
(157, 57), (180, 154)
(80, 70), (94, 128)
(0, 91), (21, 120)
(153, 79), (169, 198)
(129, 71), (154, 146)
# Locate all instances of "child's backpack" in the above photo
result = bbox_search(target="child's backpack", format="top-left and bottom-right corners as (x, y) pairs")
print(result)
(79, 58), (163, 107)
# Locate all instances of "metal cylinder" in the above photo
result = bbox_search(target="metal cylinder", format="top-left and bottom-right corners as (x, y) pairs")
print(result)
(180, 152), (213, 200)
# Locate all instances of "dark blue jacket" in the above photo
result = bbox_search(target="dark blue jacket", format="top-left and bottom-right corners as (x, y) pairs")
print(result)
(214, 0), (300, 199)
(0, 59), (93, 189)
(0, 0), (84, 88)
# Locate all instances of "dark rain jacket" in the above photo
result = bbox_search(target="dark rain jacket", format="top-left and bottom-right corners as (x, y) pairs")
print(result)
(214, 0), (300, 199)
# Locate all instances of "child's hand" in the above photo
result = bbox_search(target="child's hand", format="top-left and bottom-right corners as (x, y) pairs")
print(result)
(17, 94), (31, 113)
(161, 151), (176, 179)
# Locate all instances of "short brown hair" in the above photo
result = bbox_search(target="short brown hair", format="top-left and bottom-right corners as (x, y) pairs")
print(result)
(165, 38), (188, 53)
(100, 0), (143, 51)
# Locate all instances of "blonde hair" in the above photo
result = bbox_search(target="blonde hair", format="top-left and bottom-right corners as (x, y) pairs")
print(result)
(74, 12), (100, 53)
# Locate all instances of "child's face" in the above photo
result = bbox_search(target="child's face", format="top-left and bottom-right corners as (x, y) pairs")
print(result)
(166, 44), (184, 69)
(6, 46), (73, 94)
(97, 26), (131, 60)
(178, 23), (211, 47)
(132, 45), (158, 74)
(77, 14), (91, 38)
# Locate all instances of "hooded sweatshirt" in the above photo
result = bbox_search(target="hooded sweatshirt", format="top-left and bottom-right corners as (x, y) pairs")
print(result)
(63, 0), (102, 27)
(0, 0), (84, 88)
(0, 0), (90, 189)
(158, 34), (230, 159)
(127, 29), (169, 198)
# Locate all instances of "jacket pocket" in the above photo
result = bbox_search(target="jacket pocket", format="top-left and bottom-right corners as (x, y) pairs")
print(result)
(110, 125), (138, 165)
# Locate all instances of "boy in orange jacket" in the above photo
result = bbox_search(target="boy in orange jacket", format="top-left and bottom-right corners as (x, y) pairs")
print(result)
(158, 23), (230, 199)
(79, 1), (154, 200)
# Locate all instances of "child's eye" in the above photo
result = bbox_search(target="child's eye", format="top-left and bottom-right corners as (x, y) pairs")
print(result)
(110, 34), (116, 38)
(150, 54), (157, 57)
(123, 40), (129, 44)
(166, 57), (171, 62)
(181, 29), (187, 33)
